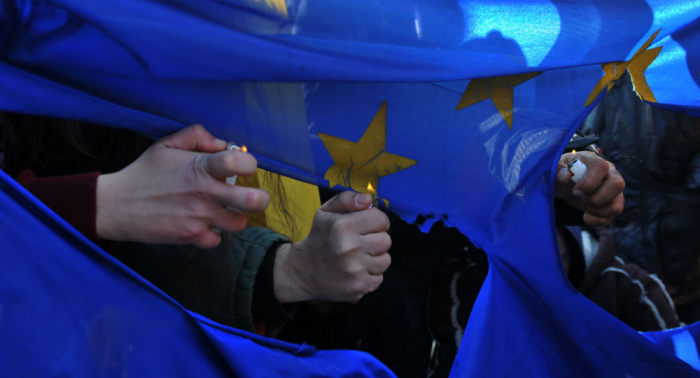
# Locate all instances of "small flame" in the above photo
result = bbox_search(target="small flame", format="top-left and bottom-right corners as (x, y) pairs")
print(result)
(572, 149), (576, 155)
(241, 145), (248, 153)
(367, 182), (376, 194)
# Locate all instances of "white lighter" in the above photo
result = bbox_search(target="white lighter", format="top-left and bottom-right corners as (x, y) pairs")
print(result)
(567, 159), (587, 183)
(225, 142), (246, 185)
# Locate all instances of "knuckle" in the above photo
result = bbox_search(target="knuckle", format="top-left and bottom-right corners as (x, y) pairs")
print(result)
(330, 219), (353, 237)
(181, 222), (207, 242)
(613, 176), (626, 191)
(371, 275), (384, 290)
(242, 189), (268, 211)
(192, 124), (206, 135)
(243, 189), (259, 209)
(336, 239), (356, 255)
(345, 261), (364, 276)
(379, 233), (392, 252)
(350, 280), (366, 295)
(594, 158), (610, 172)
(380, 253), (392, 271)
(222, 152), (238, 170)
(612, 198), (625, 214)
(188, 201), (211, 219)
(375, 212), (391, 231)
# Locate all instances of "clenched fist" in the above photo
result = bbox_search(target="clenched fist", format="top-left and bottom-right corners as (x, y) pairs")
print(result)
(274, 191), (392, 303)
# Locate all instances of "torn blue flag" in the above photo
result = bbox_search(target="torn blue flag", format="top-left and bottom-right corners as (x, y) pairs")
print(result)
(1, 0), (700, 376)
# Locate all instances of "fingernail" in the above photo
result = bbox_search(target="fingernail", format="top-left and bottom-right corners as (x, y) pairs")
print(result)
(355, 193), (372, 207)
(573, 189), (584, 197)
(556, 169), (570, 182)
(214, 138), (227, 148)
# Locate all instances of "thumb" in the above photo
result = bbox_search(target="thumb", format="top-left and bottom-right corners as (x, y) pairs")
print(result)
(321, 191), (372, 214)
(158, 124), (228, 153)
(555, 162), (572, 184)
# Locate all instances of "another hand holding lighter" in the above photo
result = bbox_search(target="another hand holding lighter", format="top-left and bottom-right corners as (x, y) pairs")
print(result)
(273, 191), (391, 303)
(555, 150), (625, 226)
(95, 125), (270, 248)
(215, 138), (390, 303)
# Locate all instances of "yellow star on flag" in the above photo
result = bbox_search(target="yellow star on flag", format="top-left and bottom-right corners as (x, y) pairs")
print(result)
(585, 29), (663, 106)
(254, 0), (287, 17)
(318, 100), (418, 194)
(455, 71), (542, 129)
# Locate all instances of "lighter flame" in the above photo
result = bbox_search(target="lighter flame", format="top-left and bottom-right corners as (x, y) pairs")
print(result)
(572, 149), (576, 154)
(241, 145), (248, 153)
(367, 182), (376, 194)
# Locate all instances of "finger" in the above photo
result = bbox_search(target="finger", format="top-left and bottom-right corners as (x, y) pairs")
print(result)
(558, 152), (577, 166)
(209, 206), (249, 233)
(200, 149), (258, 180)
(341, 209), (390, 236)
(583, 212), (615, 227)
(555, 162), (572, 184)
(193, 228), (223, 249)
(159, 124), (228, 153)
(554, 162), (574, 199)
(321, 191), (372, 214)
(365, 252), (392, 275)
(208, 183), (271, 212)
(365, 274), (384, 293)
(360, 232), (392, 256)
(570, 152), (610, 196)
(585, 193), (625, 219)
(582, 169), (625, 207)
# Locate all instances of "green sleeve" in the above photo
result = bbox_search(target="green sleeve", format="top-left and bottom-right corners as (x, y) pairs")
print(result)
(111, 226), (290, 334)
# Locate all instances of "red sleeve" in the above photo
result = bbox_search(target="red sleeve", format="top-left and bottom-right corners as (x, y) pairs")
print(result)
(17, 170), (101, 245)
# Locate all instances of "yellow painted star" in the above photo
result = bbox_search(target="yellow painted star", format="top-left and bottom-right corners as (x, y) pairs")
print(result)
(254, 0), (287, 17)
(585, 29), (663, 106)
(318, 100), (418, 194)
(455, 72), (542, 129)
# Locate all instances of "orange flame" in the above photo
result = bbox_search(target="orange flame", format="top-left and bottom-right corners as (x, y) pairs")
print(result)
(367, 182), (376, 194)
(572, 149), (576, 155)
(241, 145), (248, 153)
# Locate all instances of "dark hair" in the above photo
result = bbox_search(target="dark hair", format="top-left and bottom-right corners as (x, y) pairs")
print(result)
(257, 169), (299, 242)
(0, 112), (154, 177)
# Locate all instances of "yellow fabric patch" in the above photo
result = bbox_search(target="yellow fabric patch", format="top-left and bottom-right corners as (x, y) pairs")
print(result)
(238, 169), (319, 243)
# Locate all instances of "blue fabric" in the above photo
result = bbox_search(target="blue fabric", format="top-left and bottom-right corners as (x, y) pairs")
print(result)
(1, 0), (700, 376)
(0, 169), (395, 377)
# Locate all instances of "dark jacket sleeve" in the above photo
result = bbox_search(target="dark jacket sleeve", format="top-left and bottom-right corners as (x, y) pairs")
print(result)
(112, 226), (295, 337)
(16, 170), (101, 244)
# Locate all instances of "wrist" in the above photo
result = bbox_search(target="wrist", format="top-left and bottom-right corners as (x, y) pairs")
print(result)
(273, 243), (314, 303)
(95, 173), (120, 240)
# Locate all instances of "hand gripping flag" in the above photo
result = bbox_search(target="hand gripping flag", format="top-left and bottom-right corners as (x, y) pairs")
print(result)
(1, 0), (700, 377)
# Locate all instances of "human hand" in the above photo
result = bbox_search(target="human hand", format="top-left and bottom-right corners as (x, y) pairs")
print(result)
(273, 191), (392, 303)
(96, 124), (270, 247)
(555, 151), (625, 226)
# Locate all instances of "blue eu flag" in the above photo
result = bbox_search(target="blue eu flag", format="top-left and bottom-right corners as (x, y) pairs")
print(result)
(1, 0), (700, 376)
